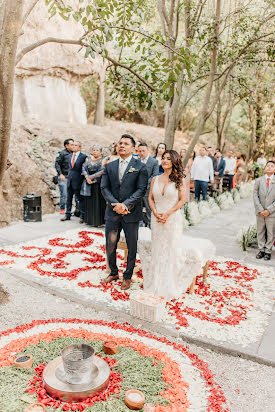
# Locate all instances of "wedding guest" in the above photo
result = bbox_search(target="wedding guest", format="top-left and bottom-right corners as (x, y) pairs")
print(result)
(183, 150), (195, 202)
(191, 147), (214, 201)
(154, 142), (166, 174)
(253, 160), (275, 261)
(207, 146), (217, 170)
(81, 144), (106, 227)
(180, 148), (187, 161)
(224, 150), (236, 191)
(55, 138), (74, 214)
(235, 154), (247, 185)
(214, 149), (226, 177)
(61, 141), (87, 223)
(138, 142), (159, 227)
(257, 153), (267, 168)
(108, 142), (119, 162)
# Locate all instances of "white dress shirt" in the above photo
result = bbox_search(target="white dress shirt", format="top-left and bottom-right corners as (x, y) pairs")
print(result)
(119, 155), (132, 181)
(191, 156), (214, 182)
(141, 155), (149, 164)
(71, 151), (80, 166)
(224, 157), (236, 175)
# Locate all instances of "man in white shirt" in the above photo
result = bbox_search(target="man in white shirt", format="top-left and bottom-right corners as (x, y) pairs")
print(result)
(191, 147), (214, 200)
(224, 150), (236, 191)
(138, 142), (159, 227)
(257, 153), (267, 168)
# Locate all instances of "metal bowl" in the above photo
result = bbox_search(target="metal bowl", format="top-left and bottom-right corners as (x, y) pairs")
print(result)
(61, 344), (95, 384)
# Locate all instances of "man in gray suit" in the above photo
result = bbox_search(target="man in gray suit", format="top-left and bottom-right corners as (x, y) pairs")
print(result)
(138, 143), (159, 227)
(253, 160), (275, 260)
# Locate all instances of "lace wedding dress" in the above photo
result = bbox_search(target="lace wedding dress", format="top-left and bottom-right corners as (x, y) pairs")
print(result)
(139, 175), (215, 299)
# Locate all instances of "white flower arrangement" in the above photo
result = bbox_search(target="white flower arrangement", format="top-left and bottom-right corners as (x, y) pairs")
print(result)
(207, 197), (221, 214)
(184, 201), (202, 225)
(182, 210), (190, 230)
(198, 200), (212, 219)
(232, 188), (241, 203)
(225, 191), (235, 207)
(215, 192), (231, 210)
(237, 223), (257, 251)
(239, 181), (254, 198)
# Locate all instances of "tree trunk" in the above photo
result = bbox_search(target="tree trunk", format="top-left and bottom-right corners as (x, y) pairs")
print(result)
(182, 0), (221, 168)
(0, 0), (24, 186)
(94, 67), (106, 126)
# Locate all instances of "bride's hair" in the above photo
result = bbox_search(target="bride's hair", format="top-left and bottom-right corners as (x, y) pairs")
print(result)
(162, 150), (185, 189)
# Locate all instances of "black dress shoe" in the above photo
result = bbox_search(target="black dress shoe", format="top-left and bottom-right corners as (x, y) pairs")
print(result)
(264, 253), (271, 261)
(60, 216), (70, 221)
(256, 251), (265, 259)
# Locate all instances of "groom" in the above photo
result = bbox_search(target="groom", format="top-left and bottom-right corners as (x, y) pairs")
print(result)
(101, 134), (148, 290)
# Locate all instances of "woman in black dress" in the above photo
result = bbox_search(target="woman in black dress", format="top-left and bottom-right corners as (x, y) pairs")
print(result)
(81, 144), (106, 226)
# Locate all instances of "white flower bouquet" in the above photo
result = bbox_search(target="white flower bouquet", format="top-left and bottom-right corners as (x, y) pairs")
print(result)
(236, 224), (257, 251)
(198, 200), (212, 219)
(184, 201), (202, 226)
(232, 188), (241, 203)
(215, 192), (231, 210)
(207, 197), (220, 214)
(239, 181), (254, 198)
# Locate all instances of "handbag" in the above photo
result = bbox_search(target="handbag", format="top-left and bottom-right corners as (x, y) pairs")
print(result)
(52, 176), (58, 185)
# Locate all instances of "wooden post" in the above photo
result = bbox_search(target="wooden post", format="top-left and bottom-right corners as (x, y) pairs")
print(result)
(203, 260), (209, 284)
(189, 277), (196, 294)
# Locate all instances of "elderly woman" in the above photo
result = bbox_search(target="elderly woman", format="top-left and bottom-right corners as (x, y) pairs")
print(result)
(81, 144), (106, 226)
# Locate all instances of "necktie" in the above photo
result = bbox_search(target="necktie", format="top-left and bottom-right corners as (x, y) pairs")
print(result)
(119, 160), (126, 182)
(267, 177), (270, 188)
(216, 159), (220, 171)
(72, 154), (76, 168)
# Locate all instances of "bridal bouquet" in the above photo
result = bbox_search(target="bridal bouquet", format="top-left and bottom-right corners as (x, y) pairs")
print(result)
(239, 181), (254, 198)
(236, 223), (257, 251)
(207, 197), (220, 214)
(198, 200), (212, 219)
(184, 201), (202, 225)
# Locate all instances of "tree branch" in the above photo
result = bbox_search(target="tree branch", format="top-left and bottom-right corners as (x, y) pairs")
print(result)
(22, 0), (40, 26)
(15, 36), (156, 91)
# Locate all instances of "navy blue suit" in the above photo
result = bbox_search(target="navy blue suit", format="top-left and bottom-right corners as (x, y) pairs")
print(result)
(66, 152), (87, 218)
(101, 157), (148, 279)
(215, 156), (226, 177)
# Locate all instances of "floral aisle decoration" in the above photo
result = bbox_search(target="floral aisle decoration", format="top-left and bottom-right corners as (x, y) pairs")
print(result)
(207, 197), (221, 214)
(231, 188), (241, 203)
(239, 181), (254, 198)
(0, 319), (230, 411)
(236, 224), (258, 251)
(198, 200), (212, 219)
(0, 230), (274, 347)
(184, 201), (202, 225)
(182, 212), (190, 231)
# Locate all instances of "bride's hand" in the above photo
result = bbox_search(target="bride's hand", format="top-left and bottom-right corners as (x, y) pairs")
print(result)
(158, 212), (170, 224)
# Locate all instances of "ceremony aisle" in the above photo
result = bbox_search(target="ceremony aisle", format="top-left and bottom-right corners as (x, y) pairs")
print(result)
(0, 229), (274, 348)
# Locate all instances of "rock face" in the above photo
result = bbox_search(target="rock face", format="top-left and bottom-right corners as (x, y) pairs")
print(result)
(0, 118), (187, 227)
(14, 1), (91, 124)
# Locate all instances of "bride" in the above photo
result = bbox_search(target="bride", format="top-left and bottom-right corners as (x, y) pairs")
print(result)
(146, 149), (191, 299)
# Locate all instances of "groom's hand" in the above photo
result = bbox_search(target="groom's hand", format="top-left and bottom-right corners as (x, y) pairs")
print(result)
(111, 203), (130, 215)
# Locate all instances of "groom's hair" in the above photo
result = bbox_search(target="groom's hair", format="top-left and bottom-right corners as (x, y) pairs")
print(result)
(120, 134), (136, 147)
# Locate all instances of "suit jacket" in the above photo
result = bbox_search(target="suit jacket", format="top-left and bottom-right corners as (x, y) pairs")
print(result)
(101, 156), (148, 222)
(215, 157), (226, 177)
(144, 156), (159, 196)
(253, 175), (275, 216)
(67, 152), (87, 191)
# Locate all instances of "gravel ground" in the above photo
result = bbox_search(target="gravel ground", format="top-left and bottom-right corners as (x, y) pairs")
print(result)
(0, 271), (274, 412)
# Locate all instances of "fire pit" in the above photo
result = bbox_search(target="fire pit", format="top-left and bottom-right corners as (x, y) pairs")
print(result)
(43, 344), (110, 402)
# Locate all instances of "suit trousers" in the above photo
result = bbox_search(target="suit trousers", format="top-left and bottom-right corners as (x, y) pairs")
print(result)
(66, 184), (85, 219)
(194, 180), (208, 201)
(143, 195), (151, 227)
(105, 218), (139, 280)
(256, 214), (274, 254)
